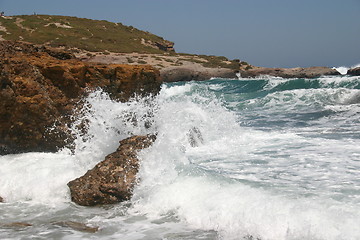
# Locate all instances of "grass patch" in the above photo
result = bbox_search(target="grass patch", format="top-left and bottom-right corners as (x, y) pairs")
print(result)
(0, 15), (174, 54)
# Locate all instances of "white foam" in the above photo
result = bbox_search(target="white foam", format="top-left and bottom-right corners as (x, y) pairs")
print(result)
(351, 63), (360, 69)
(333, 66), (348, 75)
(0, 152), (79, 204)
(333, 63), (360, 75)
(131, 82), (360, 239)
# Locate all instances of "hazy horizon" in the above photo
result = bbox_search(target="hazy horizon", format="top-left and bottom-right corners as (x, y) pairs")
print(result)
(1, 0), (359, 68)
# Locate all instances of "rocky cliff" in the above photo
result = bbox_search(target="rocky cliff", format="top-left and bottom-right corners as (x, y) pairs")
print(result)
(0, 41), (162, 154)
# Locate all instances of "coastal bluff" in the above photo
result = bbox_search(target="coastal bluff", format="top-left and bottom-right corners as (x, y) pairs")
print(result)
(0, 41), (162, 154)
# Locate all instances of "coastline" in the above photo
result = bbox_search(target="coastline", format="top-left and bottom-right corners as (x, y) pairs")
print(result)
(77, 51), (349, 81)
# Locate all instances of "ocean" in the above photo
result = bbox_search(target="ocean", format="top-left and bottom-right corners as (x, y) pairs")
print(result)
(0, 74), (359, 240)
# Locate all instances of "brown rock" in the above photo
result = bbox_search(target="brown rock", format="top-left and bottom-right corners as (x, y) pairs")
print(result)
(241, 66), (341, 78)
(54, 221), (99, 233)
(0, 41), (162, 154)
(1, 222), (32, 228)
(155, 41), (175, 52)
(347, 67), (360, 76)
(68, 135), (156, 206)
(161, 67), (237, 82)
(0, 196), (3, 202)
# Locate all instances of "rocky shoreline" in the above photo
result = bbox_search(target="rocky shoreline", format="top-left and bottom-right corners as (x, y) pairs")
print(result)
(348, 67), (360, 76)
(239, 66), (341, 78)
(0, 41), (162, 205)
(1, 40), (358, 206)
(78, 51), (360, 81)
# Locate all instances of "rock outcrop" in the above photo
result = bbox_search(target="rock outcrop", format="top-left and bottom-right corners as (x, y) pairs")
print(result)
(240, 66), (341, 78)
(161, 67), (237, 82)
(347, 67), (360, 76)
(155, 41), (175, 52)
(68, 135), (155, 206)
(0, 41), (162, 154)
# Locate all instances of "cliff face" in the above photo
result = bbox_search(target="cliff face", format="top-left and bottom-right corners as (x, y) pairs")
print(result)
(0, 41), (162, 154)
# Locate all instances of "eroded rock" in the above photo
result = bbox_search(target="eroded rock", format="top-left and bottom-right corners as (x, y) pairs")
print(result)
(0, 41), (161, 154)
(68, 135), (156, 206)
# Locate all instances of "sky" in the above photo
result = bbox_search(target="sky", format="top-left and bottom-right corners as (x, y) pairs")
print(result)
(0, 0), (359, 68)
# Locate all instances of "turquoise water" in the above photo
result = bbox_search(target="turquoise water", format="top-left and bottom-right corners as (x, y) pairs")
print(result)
(0, 75), (359, 239)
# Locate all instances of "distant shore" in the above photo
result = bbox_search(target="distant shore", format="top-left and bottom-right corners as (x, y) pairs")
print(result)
(77, 51), (354, 81)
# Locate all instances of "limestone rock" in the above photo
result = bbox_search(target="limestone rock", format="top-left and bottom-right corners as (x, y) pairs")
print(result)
(161, 67), (237, 82)
(347, 67), (360, 76)
(68, 135), (156, 206)
(240, 66), (341, 78)
(0, 41), (162, 154)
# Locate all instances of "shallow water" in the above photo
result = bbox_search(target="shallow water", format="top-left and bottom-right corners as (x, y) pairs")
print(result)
(1, 75), (360, 239)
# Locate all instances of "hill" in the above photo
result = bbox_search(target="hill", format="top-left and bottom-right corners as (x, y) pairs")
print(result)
(0, 14), (250, 81)
(0, 14), (174, 53)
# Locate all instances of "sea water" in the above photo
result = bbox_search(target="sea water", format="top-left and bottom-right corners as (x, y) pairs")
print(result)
(0, 75), (360, 240)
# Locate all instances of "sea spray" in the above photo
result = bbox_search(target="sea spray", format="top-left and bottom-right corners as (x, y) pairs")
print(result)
(130, 79), (360, 239)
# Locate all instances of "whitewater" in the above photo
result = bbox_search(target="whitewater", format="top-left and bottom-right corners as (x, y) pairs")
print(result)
(0, 75), (360, 240)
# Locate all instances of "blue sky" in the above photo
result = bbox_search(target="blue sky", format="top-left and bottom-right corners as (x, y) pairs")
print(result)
(1, 0), (359, 68)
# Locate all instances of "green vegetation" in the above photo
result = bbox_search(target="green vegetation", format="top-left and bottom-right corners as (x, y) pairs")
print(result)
(0, 15), (173, 53)
(0, 15), (251, 70)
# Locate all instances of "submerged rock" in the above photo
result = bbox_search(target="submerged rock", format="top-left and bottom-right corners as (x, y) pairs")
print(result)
(68, 135), (156, 206)
(0, 41), (161, 154)
(347, 67), (360, 76)
(54, 221), (99, 233)
(240, 66), (341, 78)
(1, 222), (32, 228)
